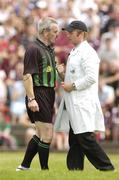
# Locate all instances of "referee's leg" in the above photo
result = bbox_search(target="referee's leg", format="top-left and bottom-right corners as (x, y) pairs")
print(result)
(19, 122), (53, 170)
(35, 121), (53, 170)
(76, 132), (115, 171)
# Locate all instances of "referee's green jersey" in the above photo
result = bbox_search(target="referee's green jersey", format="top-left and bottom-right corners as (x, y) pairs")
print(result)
(23, 38), (56, 87)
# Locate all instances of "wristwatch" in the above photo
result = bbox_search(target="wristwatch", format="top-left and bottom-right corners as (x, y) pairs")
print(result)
(72, 82), (76, 90)
(28, 97), (35, 102)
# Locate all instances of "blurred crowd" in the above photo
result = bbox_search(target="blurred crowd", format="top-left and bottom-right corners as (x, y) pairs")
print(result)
(0, 0), (119, 150)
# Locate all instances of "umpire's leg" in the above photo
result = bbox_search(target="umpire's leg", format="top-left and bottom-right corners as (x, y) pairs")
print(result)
(76, 132), (114, 171)
(67, 128), (85, 170)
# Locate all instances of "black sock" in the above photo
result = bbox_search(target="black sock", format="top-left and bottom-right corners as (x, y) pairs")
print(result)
(21, 135), (39, 168)
(38, 140), (50, 170)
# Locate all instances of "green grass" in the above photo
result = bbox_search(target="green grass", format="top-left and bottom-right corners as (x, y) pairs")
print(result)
(0, 152), (118, 180)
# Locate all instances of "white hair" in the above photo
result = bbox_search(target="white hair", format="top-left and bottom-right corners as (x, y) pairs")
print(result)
(37, 17), (57, 34)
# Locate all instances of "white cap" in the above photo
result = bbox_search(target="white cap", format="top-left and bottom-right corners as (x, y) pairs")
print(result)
(82, 1), (98, 11)
(0, 26), (5, 37)
(36, 0), (48, 9)
(0, 70), (6, 80)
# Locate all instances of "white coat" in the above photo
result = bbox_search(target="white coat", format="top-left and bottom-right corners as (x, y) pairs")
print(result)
(54, 41), (105, 134)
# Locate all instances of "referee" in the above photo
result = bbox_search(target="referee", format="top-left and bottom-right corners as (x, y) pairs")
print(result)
(16, 17), (59, 171)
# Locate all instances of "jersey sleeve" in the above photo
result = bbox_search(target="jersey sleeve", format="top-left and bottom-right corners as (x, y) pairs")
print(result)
(23, 45), (39, 75)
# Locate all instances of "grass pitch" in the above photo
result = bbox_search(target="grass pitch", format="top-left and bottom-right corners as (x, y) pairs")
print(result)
(0, 152), (118, 180)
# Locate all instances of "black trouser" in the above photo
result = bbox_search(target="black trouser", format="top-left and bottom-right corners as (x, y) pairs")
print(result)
(67, 128), (84, 170)
(67, 128), (114, 171)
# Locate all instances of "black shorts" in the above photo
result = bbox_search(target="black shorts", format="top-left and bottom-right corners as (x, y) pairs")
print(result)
(26, 86), (55, 123)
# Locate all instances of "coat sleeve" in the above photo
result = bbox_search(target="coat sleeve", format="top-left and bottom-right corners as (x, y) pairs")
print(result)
(54, 98), (70, 132)
(74, 49), (100, 91)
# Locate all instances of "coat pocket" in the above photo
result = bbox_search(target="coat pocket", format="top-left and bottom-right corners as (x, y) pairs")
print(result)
(74, 98), (95, 116)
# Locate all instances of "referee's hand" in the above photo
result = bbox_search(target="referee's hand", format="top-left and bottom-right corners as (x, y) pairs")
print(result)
(56, 63), (65, 74)
(28, 100), (39, 112)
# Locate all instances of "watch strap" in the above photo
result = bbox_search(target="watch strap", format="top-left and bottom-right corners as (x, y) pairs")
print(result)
(28, 97), (35, 102)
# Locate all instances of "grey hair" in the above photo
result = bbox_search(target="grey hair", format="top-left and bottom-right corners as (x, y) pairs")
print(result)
(37, 17), (58, 34)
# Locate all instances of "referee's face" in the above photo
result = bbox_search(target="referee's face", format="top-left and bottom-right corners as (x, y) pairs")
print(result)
(47, 23), (59, 45)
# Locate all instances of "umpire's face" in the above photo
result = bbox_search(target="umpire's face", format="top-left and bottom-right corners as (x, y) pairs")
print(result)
(66, 30), (84, 46)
